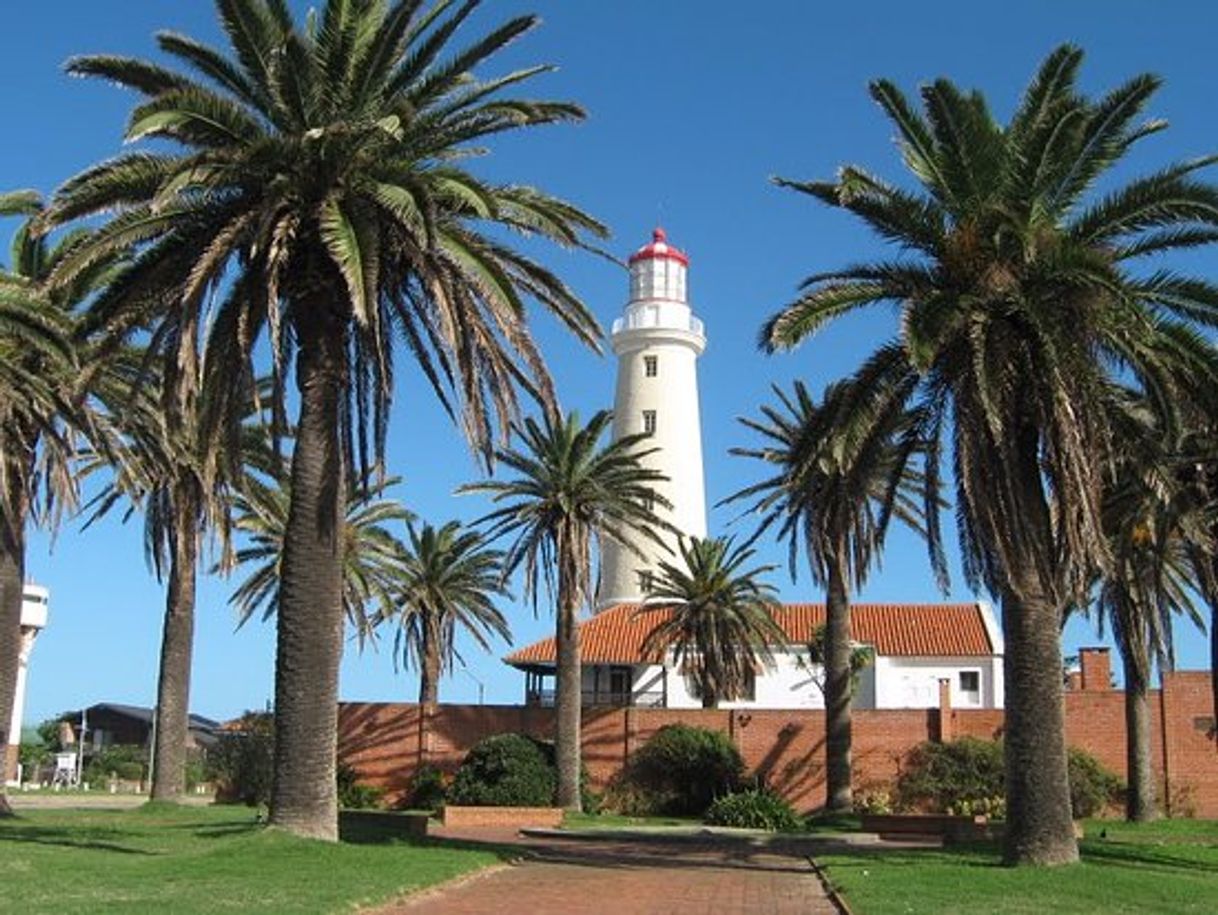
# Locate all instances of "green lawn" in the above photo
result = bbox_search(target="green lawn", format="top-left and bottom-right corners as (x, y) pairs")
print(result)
(0, 803), (506, 914)
(818, 819), (1218, 915)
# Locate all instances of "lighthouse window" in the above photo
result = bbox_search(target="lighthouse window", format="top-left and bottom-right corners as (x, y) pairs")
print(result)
(642, 410), (656, 435)
(644, 355), (658, 377)
(639, 570), (655, 593)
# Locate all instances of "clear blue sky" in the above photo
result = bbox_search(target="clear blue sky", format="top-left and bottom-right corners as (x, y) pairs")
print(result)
(4, 1), (1217, 726)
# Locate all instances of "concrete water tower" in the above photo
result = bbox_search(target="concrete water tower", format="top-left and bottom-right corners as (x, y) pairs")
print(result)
(597, 229), (708, 609)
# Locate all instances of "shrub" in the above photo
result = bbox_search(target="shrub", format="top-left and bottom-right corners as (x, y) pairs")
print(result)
(898, 738), (1123, 820)
(1067, 747), (1123, 819)
(704, 788), (800, 831)
(448, 733), (557, 807)
(337, 763), (385, 810)
(896, 737), (1003, 814)
(209, 713), (274, 806)
(608, 724), (744, 816)
(405, 764), (448, 811)
(84, 745), (147, 785)
(184, 753), (207, 791)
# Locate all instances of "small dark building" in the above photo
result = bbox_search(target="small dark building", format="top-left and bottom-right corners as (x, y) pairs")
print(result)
(60, 703), (220, 752)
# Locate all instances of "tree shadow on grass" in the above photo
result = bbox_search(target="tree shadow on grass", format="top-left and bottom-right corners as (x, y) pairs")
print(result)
(0, 824), (156, 856)
(1082, 839), (1218, 875)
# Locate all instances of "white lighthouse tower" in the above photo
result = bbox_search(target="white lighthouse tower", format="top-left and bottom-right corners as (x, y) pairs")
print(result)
(597, 228), (707, 609)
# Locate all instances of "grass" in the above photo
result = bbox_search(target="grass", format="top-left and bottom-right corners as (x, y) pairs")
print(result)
(0, 802), (507, 914)
(817, 818), (1218, 914)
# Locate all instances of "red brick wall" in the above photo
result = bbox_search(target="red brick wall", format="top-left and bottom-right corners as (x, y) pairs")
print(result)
(339, 671), (1218, 815)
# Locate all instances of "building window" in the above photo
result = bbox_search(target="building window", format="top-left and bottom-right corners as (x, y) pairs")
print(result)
(959, 670), (981, 702)
(644, 355), (658, 377)
(639, 570), (655, 593)
(642, 410), (656, 435)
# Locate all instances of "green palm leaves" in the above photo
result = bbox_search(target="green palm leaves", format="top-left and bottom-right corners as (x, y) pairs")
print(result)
(729, 374), (940, 592)
(465, 410), (671, 614)
(227, 472), (413, 638)
(49, 0), (607, 468)
(373, 520), (510, 704)
(638, 536), (784, 708)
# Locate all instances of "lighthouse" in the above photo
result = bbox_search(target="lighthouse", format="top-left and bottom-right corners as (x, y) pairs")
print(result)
(597, 228), (707, 609)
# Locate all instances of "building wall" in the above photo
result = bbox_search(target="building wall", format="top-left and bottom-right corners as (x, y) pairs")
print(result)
(872, 655), (1003, 709)
(340, 671), (1218, 816)
(579, 651), (999, 711)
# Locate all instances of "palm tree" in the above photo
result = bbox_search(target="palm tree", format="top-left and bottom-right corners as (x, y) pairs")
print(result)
(637, 536), (784, 709)
(227, 469), (410, 641)
(82, 371), (263, 802)
(761, 46), (1218, 864)
(51, 0), (605, 840)
(0, 191), (118, 813)
(371, 520), (509, 705)
(464, 410), (668, 811)
(728, 376), (936, 811)
(1093, 399), (1210, 821)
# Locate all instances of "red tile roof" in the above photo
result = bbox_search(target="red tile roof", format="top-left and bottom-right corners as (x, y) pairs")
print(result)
(504, 602), (996, 667)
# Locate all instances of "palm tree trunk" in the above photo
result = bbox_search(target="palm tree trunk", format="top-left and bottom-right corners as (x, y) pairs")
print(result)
(1001, 580), (1078, 865)
(992, 418), (1078, 867)
(554, 596), (582, 811)
(418, 611), (441, 706)
(824, 549), (853, 814)
(269, 307), (347, 842)
(554, 518), (583, 812)
(1122, 648), (1157, 822)
(150, 479), (198, 802)
(0, 487), (25, 816)
(700, 682), (716, 710)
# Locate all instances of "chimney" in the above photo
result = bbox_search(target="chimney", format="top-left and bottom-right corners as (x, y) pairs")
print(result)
(935, 678), (954, 742)
(1079, 647), (1111, 691)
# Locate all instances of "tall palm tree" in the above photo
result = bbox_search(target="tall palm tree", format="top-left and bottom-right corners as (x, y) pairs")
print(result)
(370, 519), (509, 705)
(464, 410), (668, 811)
(50, 0), (605, 840)
(761, 46), (1218, 864)
(637, 536), (784, 709)
(728, 375), (937, 811)
(0, 191), (119, 813)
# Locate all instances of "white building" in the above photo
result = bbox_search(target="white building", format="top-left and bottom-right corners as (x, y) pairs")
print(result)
(507, 229), (1006, 711)
(508, 600), (1004, 711)
(6, 584), (49, 785)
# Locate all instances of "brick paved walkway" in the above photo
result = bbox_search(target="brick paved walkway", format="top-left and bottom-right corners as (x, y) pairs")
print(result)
(376, 830), (837, 915)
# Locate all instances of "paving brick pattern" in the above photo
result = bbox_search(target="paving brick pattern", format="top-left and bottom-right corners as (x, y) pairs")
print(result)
(378, 831), (836, 915)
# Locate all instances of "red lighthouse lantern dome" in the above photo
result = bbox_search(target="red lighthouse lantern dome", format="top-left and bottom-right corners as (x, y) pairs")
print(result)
(627, 227), (689, 304)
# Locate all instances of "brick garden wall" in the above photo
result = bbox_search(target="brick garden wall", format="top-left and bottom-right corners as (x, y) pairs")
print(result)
(339, 670), (1218, 815)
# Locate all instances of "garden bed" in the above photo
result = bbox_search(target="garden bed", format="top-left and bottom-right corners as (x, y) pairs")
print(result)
(861, 813), (992, 841)
(441, 805), (564, 829)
